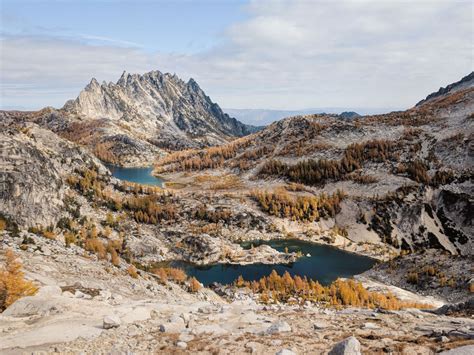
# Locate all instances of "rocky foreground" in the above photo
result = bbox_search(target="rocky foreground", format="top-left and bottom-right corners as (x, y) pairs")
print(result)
(1, 232), (473, 354)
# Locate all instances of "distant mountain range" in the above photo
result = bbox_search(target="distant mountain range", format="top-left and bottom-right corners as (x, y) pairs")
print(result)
(224, 107), (400, 126)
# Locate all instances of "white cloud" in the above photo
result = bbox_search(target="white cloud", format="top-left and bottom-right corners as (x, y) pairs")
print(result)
(1, 0), (472, 110)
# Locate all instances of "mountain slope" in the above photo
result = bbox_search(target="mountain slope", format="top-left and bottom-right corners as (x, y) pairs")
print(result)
(154, 73), (474, 256)
(416, 72), (474, 106)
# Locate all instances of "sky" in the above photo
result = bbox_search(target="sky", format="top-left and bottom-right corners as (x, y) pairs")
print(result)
(1, 0), (473, 111)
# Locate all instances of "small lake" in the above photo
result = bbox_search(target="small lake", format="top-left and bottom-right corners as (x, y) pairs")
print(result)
(107, 168), (376, 286)
(106, 165), (164, 187)
(167, 239), (376, 286)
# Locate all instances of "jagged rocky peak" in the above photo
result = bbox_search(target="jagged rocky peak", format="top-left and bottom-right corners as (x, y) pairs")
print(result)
(86, 77), (100, 90)
(62, 69), (256, 149)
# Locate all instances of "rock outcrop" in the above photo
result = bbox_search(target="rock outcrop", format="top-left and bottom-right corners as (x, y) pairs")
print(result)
(0, 124), (103, 228)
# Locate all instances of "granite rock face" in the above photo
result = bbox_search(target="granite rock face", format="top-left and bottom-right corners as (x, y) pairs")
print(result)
(0, 124), (102, 228)
(63, 70), (257, 150)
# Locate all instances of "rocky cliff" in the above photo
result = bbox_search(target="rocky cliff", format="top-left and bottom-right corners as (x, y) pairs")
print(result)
(63, 70), (257, 150)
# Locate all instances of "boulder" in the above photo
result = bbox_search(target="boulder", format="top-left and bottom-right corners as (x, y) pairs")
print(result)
(363, 322), (380, 330)
(266, 321), (292, 334)
(176, 341), (187, 349)
(191, 324), (228, 336)
(2, 297), (61, 317)
(313, 321), (329, 330)
(159, 322), (186, 333)
(328, 336), (361, 355)
(36, 285), (62, 297)
(103, 315), (121, 329)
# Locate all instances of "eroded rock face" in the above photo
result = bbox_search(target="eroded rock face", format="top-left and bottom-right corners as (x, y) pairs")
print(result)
(1, 130), (64, 228)
(0, 125), (102, 228)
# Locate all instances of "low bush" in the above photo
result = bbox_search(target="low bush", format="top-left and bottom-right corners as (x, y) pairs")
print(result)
(189, 277), (202, 293)
(127, 265), (139, 279)
(0, 250), (38, 312)
(151, 267), (187, 284)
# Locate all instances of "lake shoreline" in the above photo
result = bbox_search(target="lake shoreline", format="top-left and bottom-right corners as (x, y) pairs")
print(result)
(156, 239), (377, 286)
(105, 163), (165, 187)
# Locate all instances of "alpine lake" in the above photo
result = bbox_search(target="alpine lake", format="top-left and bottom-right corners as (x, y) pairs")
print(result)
(108, 165), (376, 286)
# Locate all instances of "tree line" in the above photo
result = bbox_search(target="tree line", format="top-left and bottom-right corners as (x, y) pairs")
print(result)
(259, 139), (397, 186)
(235, 270), (432, 310)
(251, 189), (346, 222)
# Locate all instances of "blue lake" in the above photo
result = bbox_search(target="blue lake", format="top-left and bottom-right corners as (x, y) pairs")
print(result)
(106, 165), (164, 187)
(107, 167), (376, 286)
(167, 239), (376, 286)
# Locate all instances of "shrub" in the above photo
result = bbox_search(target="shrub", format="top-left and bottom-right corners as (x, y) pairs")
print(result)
(28, 226), (56, 240)
(193, 206), (232, 224)
(407, 272), (419, 284)
(127, 265), (139, 278)
(397, 160), (430, 184)
(0, 250), (38, 311)
(110, 249), (120, 267)
(189, 277), (202, 293)
(64, 232), (77, 247)
(166, 268), (187, 284)
(153, 268), (168, 284)
(259, 139), (397, 186)
(0, 217), (7, 231)
(151, 267), (187, 284)
(84, 238), (107, 260)
(154, 136), (252, 173)
(42, 230), (56, 240)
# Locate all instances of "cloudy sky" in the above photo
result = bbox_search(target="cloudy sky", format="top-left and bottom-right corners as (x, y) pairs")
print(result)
(1, 0), (472, 111)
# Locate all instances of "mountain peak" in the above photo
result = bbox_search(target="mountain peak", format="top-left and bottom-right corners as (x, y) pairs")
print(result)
(62, 69), (255, 149)
(85, 78), (100, 90)
(117, 70), (129, 86)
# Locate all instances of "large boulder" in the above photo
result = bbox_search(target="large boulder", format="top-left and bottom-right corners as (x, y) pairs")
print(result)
(103, 315), (121, 329)
(328, 336), (362, 355)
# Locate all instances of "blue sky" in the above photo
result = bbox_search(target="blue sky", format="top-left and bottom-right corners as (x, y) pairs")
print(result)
(2, 0), (248, 53)
(1, 0), (472, 111)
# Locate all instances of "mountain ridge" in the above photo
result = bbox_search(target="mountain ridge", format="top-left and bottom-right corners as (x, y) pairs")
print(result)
(416, 71), (474, 107)
(63, 69), (257, 143)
